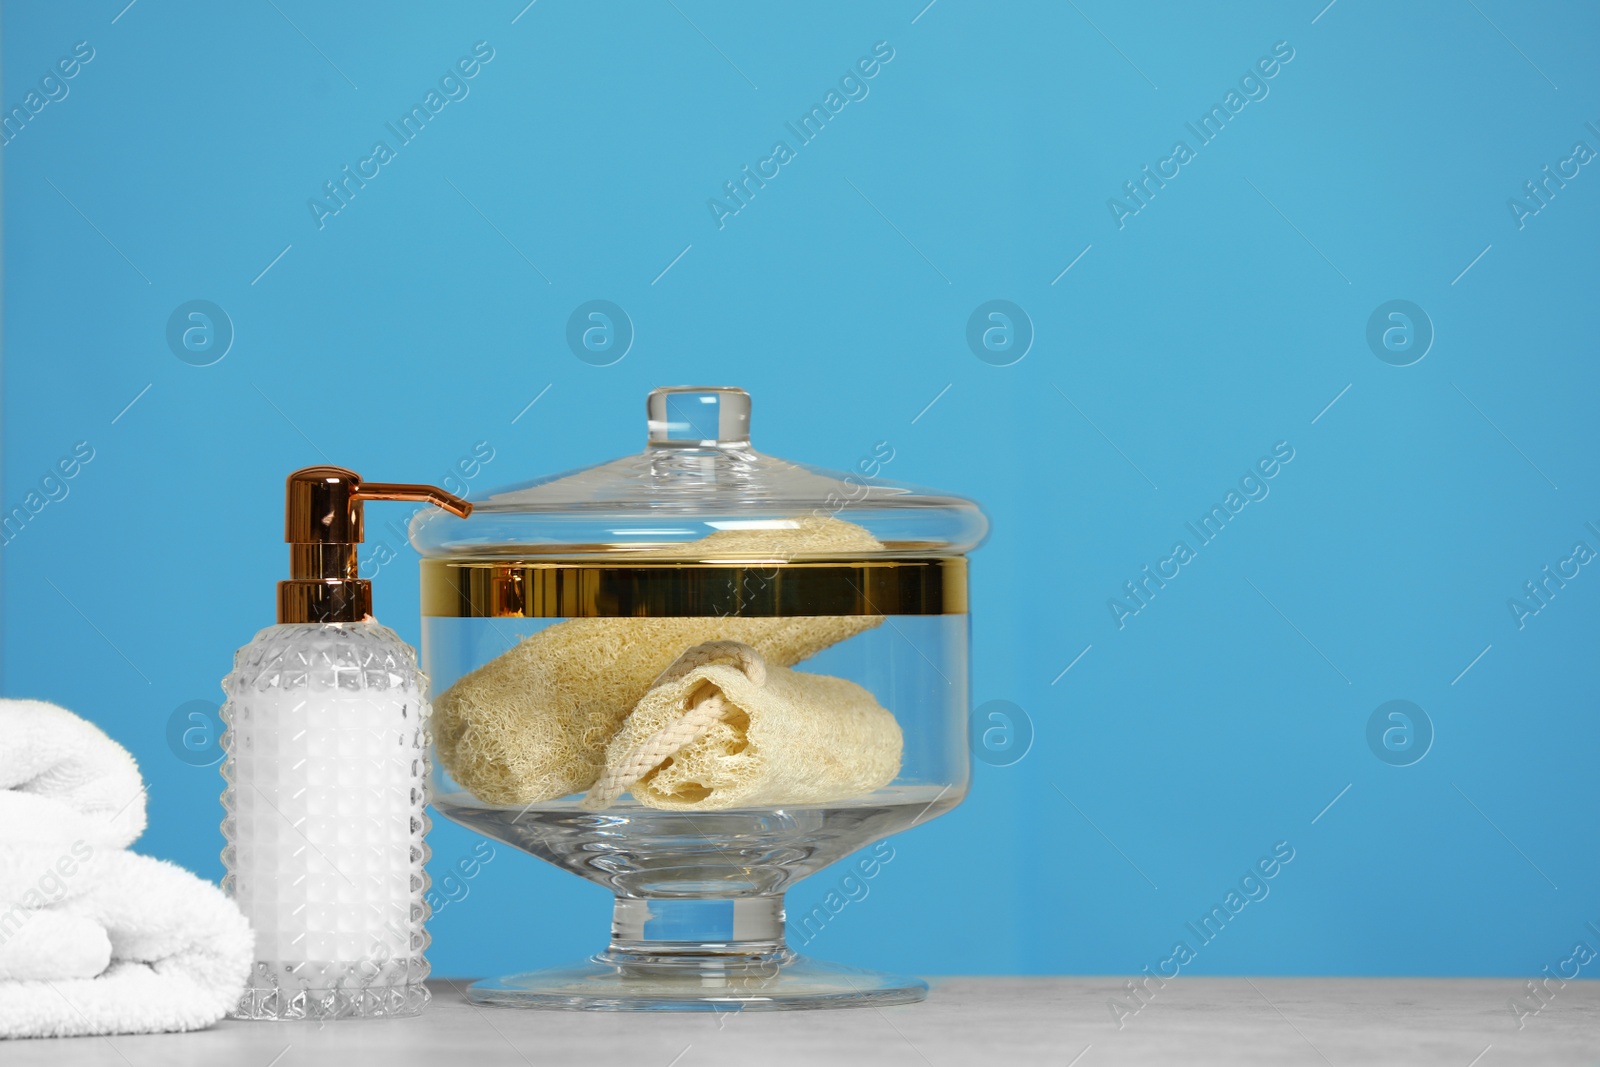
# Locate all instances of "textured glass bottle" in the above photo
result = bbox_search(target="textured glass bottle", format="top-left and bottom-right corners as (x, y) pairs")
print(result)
(220, 466), (472, 1020)
(221, 621), (432, 1019)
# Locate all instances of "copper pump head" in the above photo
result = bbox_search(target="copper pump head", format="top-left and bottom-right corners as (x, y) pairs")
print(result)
(277, 466), (472, 624)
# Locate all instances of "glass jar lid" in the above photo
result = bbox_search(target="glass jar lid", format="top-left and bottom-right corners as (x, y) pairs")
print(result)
(410, 386), (986, 561)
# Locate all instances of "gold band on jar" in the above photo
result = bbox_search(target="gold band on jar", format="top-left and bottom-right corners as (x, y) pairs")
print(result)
(419, 557), (967, 618)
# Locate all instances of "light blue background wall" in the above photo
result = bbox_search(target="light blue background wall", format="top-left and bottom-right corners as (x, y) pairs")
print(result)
(4, 0), (1597, 981)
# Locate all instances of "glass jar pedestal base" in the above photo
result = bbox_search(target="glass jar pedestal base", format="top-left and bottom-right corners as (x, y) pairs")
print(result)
(465, 896), (927, 1012)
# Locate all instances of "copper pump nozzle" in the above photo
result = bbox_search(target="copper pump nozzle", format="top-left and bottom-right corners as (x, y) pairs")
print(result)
(277, 466), (473, 624)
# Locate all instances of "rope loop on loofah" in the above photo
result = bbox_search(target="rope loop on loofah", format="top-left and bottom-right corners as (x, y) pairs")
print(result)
(581, 641), (766, 810)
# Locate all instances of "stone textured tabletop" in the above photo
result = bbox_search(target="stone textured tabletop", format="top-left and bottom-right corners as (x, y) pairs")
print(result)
(6, 977), (1597, 1066)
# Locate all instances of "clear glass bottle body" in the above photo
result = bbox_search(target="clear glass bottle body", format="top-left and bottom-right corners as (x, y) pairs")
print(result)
(220, 620), (431, 1020)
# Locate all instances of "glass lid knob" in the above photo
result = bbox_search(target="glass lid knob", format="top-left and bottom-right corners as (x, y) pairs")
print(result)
(646, 386), (751, 448)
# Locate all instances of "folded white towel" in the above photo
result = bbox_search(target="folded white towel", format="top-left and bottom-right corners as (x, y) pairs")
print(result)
(0, 698), (252, 1039)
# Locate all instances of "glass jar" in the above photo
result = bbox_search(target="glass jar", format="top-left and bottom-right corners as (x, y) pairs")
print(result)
(411, 386), (986, 1010)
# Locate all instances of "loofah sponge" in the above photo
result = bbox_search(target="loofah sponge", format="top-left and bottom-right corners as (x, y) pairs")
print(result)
(645, 515), (884, 559)
(585, 641), (901, 811)
(434, 516), (885, 806)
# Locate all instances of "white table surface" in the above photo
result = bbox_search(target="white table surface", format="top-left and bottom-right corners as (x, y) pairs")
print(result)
(6, 977), (1596, 1066)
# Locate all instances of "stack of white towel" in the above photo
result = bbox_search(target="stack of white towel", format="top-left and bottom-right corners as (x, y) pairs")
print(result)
(0, 698), (251, 1039)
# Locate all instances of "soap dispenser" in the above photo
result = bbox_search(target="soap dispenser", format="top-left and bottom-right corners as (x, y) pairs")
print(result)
(221, 466), (471, 1020)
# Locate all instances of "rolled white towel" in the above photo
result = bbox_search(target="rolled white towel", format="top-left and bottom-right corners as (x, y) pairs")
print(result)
(0, 699), (252, 1038)
(0, 700), (137, 921)
(0, 851), (253, 1038)
(0, 793), (111, 907)
(0, 911), (110, 982)
(0, 699), (145, 849)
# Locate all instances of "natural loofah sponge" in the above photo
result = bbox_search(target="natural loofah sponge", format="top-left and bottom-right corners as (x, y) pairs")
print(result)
(586, 641), (901, 811)
(645, 515), (883, 559)
(434, 516), (885, 806)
